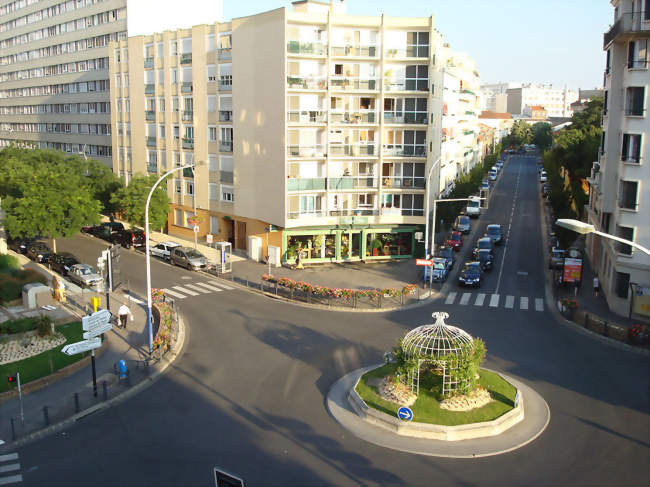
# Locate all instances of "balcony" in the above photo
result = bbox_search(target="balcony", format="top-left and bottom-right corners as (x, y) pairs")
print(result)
(287, 40), (327, 56)
(181, 82), (193, 93)
(182, 137), (194, 149)
(144, 57), (154, 68)
(218, 48), (232, 61)
(287, 144), (325, 157)
(146, 136), (156, 147)
(182, 110), (193, 121)
(384, 81), (429, 92)
(287, 76), (327, 90)
(328, 176), (376, 190)
(287, 110), (327, 124)
(383, 112), (427, 124)
(329, 77), (378, 91)
(147, 163), (157, 173)
(145, 84), (155, 94)
(330, 45), (378, 57)
(382, 145), (426, 157)
(624, 107), (646, 117)
(329, 143), (376, 156)
(604, 12), (650, 49)
(219, 76), (232, 91)
(145, 110), (155, 121)
(381, 176), (425, 189)
(219, 141), (233, 152)
(220, 170), (233, 183)
(330, 110), (377, 124)
(180, 53), (192, 64)
(219, 110), (233, 122)
(385, 47), (429, 58)
(329, 209), (378, 217)
(288, 210), (327, 219)
(287, 178), (326, 191)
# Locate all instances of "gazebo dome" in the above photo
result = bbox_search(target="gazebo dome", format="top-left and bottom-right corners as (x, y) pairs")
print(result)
(402, 312), (474, 360)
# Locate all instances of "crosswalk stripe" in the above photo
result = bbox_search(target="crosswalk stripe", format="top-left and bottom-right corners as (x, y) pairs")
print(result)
(505, 295), (515, 309)
(193, 282), (223, 292)
(183, 283), (212, 294)
(459, 293), (471, 305)
(489, 294), (499, 307)
(0, 464), (19, 474)
(0, 474), (23, 485)
(0, 455), (17, 463)
(162, 288), (187, 299)
(172, 285), (199, 296)
(520, 297), (529, 310)
(474, 293), (486, 306)
(445, 292), (457, 305)
(207, 280), (234, 291)
(535, 298), (544, 312)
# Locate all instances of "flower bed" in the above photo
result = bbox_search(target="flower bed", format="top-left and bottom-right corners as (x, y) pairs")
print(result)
(151, 288), (177, 355)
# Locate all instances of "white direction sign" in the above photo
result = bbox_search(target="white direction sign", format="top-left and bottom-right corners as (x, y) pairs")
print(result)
(61, 337), (101, 356)
(82, 309), (112, 331)
(83, 321), (112, 339)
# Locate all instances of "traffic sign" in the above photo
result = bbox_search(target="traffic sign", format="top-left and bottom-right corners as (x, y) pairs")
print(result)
(193, 225), (199, 233)
(397, 406), (413, 421)
(83, 321), (112, 339)
(61, 337), (101, 356)
(82, 309), (112, 331)
(416, 259), (433, 266)
(206, 233), (214, 244)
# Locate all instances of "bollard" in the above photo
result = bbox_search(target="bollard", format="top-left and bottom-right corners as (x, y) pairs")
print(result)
(275, 281), (278, 295)
(584, 313), (589, 329)
(43, 406), (50, 426)
(102, 380), (108, 400)
(246, 278), (248, 288)
(119, 359), (128, 380)
(74, 392), (80, 413)
(378, 294), (382, 309)
(603, 321), (609, 337)
(10, 418), (16, 441)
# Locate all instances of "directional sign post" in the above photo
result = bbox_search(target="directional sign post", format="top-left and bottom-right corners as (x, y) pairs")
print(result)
(82, 309), (112, 331)
(397, 406), (414, 422)
(62, 334), (102, 397)
(83, 321), (112, 340)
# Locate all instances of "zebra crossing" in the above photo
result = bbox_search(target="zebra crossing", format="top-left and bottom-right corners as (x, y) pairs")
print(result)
(442, 291), (545, 312)
(162, 280), (234, 300)
(0, 452), (22, 485)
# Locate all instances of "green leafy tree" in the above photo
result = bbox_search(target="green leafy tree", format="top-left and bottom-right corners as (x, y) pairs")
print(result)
(110, 175), (170, 230)
(531, 122), (553, 151)
(64, 155), (124, 214)
(502, 120), (532, 147)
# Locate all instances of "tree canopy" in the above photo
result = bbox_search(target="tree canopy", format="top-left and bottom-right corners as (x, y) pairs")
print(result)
(110, 174), (170, 230)
(501, 120), (532, 148)
(531, 122), (553, 151)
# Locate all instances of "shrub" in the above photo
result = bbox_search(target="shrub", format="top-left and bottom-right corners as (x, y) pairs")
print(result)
(35, 315), (53, 336)
(0, 317), (38, 335)
(0, 254), (20, 272)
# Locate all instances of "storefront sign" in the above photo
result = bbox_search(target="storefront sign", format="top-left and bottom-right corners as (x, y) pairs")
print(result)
(562, 258), (582, 283)
(416, 259), (433, 266)
(340, 216), (368, 225)
(632, 284), (650, 318)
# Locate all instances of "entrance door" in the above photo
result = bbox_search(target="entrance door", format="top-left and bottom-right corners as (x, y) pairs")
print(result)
(235, 221), (247, 250)
(341, 231), (361, 260)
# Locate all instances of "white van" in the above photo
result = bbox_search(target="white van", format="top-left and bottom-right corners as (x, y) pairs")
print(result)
(489, 169), (497, 181)
(466, 196), (481, 218)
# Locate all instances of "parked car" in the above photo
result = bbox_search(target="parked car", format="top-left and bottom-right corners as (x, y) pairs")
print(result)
(430, 257), (451, 282)
(454, 215), (471, 234)
(7, 236), (34, 254)
(466, 196), (481, 218)
(170, 247), (208, 271)
(477, 249), (493, 271)
(486, 224), (503, 245)
(436, 246), (456, 269)
(150, 241), (182, 261)
(26, 242), (52, 263)
(496, 160), (504, 169)
(472, 237), (495, 259)
(87, 222), (125, 241)
(549, 248), (565, 269)
(541, 183), (549, 196)
(540, 171), (547, 183)
(481, 179), (490, 191)
(111, 228), (145, 249)
(49, 252), (80, 276)
(446, 231), (463, 251)
(67, 264), (103, 290)
(458, 261), (483, 287)
(488, 169), (497, 181)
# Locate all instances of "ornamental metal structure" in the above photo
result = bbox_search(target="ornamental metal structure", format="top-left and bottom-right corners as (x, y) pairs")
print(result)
(401, 312), (475, 396)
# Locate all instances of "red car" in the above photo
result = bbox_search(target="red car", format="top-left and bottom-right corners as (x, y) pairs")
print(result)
(446, 231), (463, 251)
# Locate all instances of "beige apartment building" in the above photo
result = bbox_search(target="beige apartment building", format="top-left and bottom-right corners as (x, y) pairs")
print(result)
(110, 0), (454, 263)
(0, 0), (128, 167)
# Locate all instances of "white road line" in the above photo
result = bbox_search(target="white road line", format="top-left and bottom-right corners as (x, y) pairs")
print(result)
(505, 295), (515, 309)
(208, 280), (234, 290)
(535, 298), (544, 312)
(126, 296), (145, 305)
(0, 455), (17, 463)
(459, 293), (471, 305)
(194, 282), (223, 292)
(520, 297), (529, 310)
(0, 464), (19, 474)
(474, 293), (486, 306)
(162, 288), (187, 299)
(0, 474), (22, 485)
(183, 283), (212, 294)
(495, 163), (522, 294)
(172, 285), (199, 296)
(489, 294), (499, 307)
(444, 292), (457, 305)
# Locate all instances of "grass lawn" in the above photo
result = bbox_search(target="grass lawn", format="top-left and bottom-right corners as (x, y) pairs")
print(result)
(0, 321), (87, 393)
(355, 363), (517, 426)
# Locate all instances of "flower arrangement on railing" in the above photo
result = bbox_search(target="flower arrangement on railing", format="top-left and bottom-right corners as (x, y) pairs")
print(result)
(560, 297), (579, 309)
(261, 274), (417, 300)
(629, 324), (649, 344)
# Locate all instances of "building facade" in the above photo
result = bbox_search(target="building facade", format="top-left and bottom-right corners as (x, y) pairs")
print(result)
(0, 0), (128, 167)
(506, 83), (578, 118)
(585, 0), (650, 318)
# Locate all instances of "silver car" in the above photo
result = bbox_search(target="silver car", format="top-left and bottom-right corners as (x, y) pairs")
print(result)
(170, 247), (207, 271)
(67, 264), (103, 290)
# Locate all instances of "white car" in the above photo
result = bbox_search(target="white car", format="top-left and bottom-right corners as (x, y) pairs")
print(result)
(540, 171), (547, 183)
(67, 264), (103, 290)
(489, 170), (497, 181)
(150, 241), (181, 261)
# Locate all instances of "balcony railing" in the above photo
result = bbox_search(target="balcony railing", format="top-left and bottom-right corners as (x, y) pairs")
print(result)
(181, 82), (193, 93)
(180, 53), (192, 64)
(382, 145), (427, 157)
(287, 110), (327, 123)
(618, 200), (639, 211)
(383, 112), (427, 124)
(287, 178), (326, 191)
(182, 137), (194, 149)
(146, 136), (156, 147)
(604, 12), (650, 48)
(329, 143), (376, 156)
(287, 210), (327, 219)
(219, 110), (233, 122)
(628, 59), (649, 69)
(384, 81), (429, 92)
(219, 76), (232, 90)
(145, 110), (155, 121)
(147, 163), (157, 173)
(182, 110), (193, 121)
(621, 154), (641, 163)
(287, 75), (327, 90)
(328, 176), (376, 190)
(220, 141), (233, 152)
(381, 176), (425, 189)
(330, 45), (378, 57)
(220, 170), (233, 183)
(287, 144), (325, 157)
(145, 84), (155, 94)
(330, 110), (377, 124)
(144, 57), (154, 68)
(385, 46), (429, 58)
(329, 77), (378, 91)
(218, 48), (232, 61)
(624, 107), (645, 117)
(329, 209), (378, 217)
(287, 40), (327, 56)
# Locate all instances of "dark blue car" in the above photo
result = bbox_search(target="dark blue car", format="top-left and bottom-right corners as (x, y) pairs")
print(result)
(458, 262), (483, 287)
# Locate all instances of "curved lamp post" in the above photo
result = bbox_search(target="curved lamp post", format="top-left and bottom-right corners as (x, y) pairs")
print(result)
(424, 156), (442, 260)
(555, 218), (650, 256)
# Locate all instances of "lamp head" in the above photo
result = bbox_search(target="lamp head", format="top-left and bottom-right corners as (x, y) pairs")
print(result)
(555, 219), (595, 235)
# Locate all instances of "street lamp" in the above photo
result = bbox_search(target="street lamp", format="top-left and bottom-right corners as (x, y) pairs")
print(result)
(556, 218), (650, 256)
(424, 156), (442, 260)
(145, 162), (200, 354)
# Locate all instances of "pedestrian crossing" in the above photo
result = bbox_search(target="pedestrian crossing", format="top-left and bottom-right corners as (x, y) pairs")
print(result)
(442, 291), (544, 312)
(0, 452), (22, 485)
(162, 280), (234, 300)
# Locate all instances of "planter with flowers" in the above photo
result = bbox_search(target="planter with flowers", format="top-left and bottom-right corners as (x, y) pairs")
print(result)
(560, 297), (579, 320)
(629, 324), (649, 345)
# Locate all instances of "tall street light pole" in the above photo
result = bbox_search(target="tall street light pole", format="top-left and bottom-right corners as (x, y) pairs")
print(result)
(556, 219), (650, 256)
(145, 162), (197, 354)
(424, 156), (442, 259)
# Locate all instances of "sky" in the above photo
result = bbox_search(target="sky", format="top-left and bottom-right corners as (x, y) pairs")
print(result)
(221, 0), (613, 90)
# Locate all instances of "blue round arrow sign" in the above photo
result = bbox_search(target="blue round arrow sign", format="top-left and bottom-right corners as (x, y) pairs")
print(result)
(397, 406), (413, 421)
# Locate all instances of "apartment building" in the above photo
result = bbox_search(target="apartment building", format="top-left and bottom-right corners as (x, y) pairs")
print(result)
(506, 83), (578, 118)
(0, 0), (128, 167)
(585, 0), (650, 319)
(111, 1), (455, 263)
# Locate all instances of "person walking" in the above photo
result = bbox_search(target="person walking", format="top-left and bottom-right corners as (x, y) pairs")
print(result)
(118, 303), (133, 329)
(593, 275), (600, 297)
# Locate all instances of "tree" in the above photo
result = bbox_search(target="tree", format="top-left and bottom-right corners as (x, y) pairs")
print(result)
(531, 122), (553, 151)
(111, 175), (170, 230)
(502, 120), (532, 147)
(64, 155), (124, 214)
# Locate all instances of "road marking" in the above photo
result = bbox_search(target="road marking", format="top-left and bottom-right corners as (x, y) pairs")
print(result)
(495, 162), (522, 294)
(489, 294), (499, 307)
(444, 292), (457, 304)
(181, 276), (192, 280)
(0, 474), (22, 485)
(516, 271), (528, 276)
(505, 295), (515, 309)
(535, 298), (544, 312)
(183, 283), (212, 294)
(162, 288), (187, 299)
(520, 297), (529, 310)
(126, 296), (145, 305)
(0, 455), (17, 463)
(0, 464), (19, 474)
(208, 280), (234, 290)
(194, 282), (223, 292)
(459, 293), (471, 305)
(172, 285), (199, 296)
(474, 293), (486, 306)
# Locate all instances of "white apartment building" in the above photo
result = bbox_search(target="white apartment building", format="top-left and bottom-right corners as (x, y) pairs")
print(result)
(506, 83), (578, 118)
(586, 0), (650, 319)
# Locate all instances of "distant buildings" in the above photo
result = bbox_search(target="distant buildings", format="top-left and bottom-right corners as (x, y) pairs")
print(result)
(506, 84), (578, 118)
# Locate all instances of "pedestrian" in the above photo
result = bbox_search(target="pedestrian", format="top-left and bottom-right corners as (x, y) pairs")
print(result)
(118, 303), (133, 329)
(593, 275), (599, 297)
(52, 276), (66, 303)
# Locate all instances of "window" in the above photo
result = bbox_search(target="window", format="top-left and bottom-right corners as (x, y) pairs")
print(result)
(221, 185), (234, 202)
(159, 124), (165, 139)
(405, 65), (428, 91)
(156, 42), (163, 58)
(206, 34), (216, 52)
(183, 211), (194, 228)
(175, 208), (182, 224)
(173, 125), (179, 138)
(207, 64), (216, 82)
(184, 151), (194, 165)
(185, 180), (194, 196)
(615, 272), (630, 298)
(174, 179), (181, 194)
(210, 215), (219, 234)
(182, 67), (192, 83)
(621, 134), (641, 162)
(619, 180), (639, 210)
(207, 95), (217, 112)
(625, 87), (645, 116)
(159, 150), (166, 168)
(627, 40), (648, 69)
(158, 97), (165, 111)
(208, 154), (218, 171)
(184, 125), (194, 139)
(181, 37), (192, 54)
(208, 125), (217, 141)
(170, 40), (177, 56)
(209, 183), (218, 200)
(616, 225), (634, 255)
(407, 32), (429, 57)
(220, 155), (233, 172)
(171, 68), (178, 84)
(172, 97), (179, 111)
(157, 69), (164, 85)
(146, 97), (155, 111)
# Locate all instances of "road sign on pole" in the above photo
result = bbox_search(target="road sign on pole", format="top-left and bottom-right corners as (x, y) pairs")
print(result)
(416, 259), (433, 266)
(397, 406), (414, 421)
(83, 321), (112, 339)
(82, 309), (112, 331)
(61, 337), (101, 356)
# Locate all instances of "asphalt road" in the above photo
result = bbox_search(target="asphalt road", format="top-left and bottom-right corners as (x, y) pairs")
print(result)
(11, 155), (650, 486)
